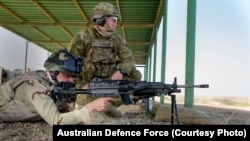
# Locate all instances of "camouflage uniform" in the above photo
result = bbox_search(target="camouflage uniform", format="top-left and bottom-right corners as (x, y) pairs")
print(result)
(69, 27), (142, 85)
(0, 49), (93, 126)
(68, 2), (142, 106)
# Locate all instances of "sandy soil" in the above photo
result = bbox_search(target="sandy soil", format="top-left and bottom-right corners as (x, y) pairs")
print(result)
(0, 95), (249, 141)
(159, 95), (250, 125)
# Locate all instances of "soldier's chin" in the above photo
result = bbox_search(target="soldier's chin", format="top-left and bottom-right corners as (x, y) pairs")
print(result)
(107, 28), (115, 32)
(107, 30), (115, 32)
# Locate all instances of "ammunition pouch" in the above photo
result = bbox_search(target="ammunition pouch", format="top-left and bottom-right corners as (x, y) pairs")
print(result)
(93, 62), (117, 78)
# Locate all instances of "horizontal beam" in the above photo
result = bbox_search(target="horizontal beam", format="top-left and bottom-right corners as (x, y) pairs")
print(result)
(0, 21), (154, 28)
(30, 39), (151, 46)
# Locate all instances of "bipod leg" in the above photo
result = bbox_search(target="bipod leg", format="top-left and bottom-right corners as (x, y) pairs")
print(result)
(145, 97), (149, 112)
(145, 97), (153, 113)
(171, 94), (179, 125)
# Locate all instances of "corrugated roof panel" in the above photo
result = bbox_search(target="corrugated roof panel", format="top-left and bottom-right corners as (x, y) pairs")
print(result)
(37, 26), (70, 40)
(39, 1), (84, 23)
(7, 26), (46, 40)
(1, 1), (50, 22)
(126, 28), (152, 41)
(0, 0), (164, 65)
(120, 0), (160, 23)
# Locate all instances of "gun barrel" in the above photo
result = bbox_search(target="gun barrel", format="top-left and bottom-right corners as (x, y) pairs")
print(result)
(177, 84), (209, 88)
(56, 89), (89, 95)
(199, 84), (209, 88)
(73, 89), (90, 94)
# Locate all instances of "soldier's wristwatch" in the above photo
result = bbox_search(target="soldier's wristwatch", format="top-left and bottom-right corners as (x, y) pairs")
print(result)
(119, 69), (126, 76)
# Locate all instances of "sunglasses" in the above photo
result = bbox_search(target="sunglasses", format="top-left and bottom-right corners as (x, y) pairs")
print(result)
(107, 16), (118, 22)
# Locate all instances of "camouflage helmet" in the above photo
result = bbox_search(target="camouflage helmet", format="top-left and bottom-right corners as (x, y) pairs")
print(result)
(44, 48), (83, 75)
(92, 2), (118, 22)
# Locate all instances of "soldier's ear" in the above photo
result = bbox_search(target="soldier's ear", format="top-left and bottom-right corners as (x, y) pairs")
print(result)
(49, 71), (54, 76)
(49, 71), (57, 80)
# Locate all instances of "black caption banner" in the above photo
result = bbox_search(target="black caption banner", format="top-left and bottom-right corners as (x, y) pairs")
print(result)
(53, 125), (249, 140)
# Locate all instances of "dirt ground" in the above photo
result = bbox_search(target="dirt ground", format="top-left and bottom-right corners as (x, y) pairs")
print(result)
(158, 95), (250, 125)
(0, 95), (249, 141)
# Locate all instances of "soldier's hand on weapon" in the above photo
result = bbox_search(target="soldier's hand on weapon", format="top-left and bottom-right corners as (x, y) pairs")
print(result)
(82, 83), (90, 89)
(111, 70), (123, 80)
(132, 96), (143, 104)
(85, 97), (116, 112)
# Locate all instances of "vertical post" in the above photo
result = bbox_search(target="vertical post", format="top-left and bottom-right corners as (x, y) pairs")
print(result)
(144, 61), (148, 81)
(160, 0), (168, 104)
(152, 27), (158, 103)
(24, 41), (29, 73)
(184, 0), (197, 107)
(148, 56), (152, 81)
(153, 28), (157, 82)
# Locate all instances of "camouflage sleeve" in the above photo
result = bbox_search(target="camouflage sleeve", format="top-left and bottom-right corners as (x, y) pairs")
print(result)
(116, 35), (136, 75)
(26, 80), (91, 126)
(68, 30), (91, 86)
(68, 30), (90, 57)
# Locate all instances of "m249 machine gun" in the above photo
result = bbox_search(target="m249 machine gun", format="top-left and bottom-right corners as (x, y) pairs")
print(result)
(52, 77), (209, 125)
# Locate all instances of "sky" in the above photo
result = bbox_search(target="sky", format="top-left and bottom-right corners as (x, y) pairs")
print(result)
(0, 0), (249, 97)
(160, 0), (250, 97)
(0, 29), (49, 71)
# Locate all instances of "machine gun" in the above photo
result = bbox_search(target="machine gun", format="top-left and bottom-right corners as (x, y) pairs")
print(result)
(52, 77), (209, 125)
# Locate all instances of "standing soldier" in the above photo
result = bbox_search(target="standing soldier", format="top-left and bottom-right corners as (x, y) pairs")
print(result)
(68, 2), (142, 107)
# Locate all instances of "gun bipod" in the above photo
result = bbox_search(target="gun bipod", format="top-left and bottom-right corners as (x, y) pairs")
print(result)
(171, 94), (179, 125)
(143, 95), (179, 125)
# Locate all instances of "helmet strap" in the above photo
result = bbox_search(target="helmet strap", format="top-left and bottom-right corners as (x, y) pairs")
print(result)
(51, 71), (59, 83)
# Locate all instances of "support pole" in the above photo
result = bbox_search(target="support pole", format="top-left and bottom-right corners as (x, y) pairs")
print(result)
(24, 41), (29, 73)
(184, 0), (197, 107)
(160, 0), (168, 105)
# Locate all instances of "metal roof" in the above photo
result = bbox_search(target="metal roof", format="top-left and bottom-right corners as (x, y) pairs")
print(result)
(0, 0), (164, 65)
